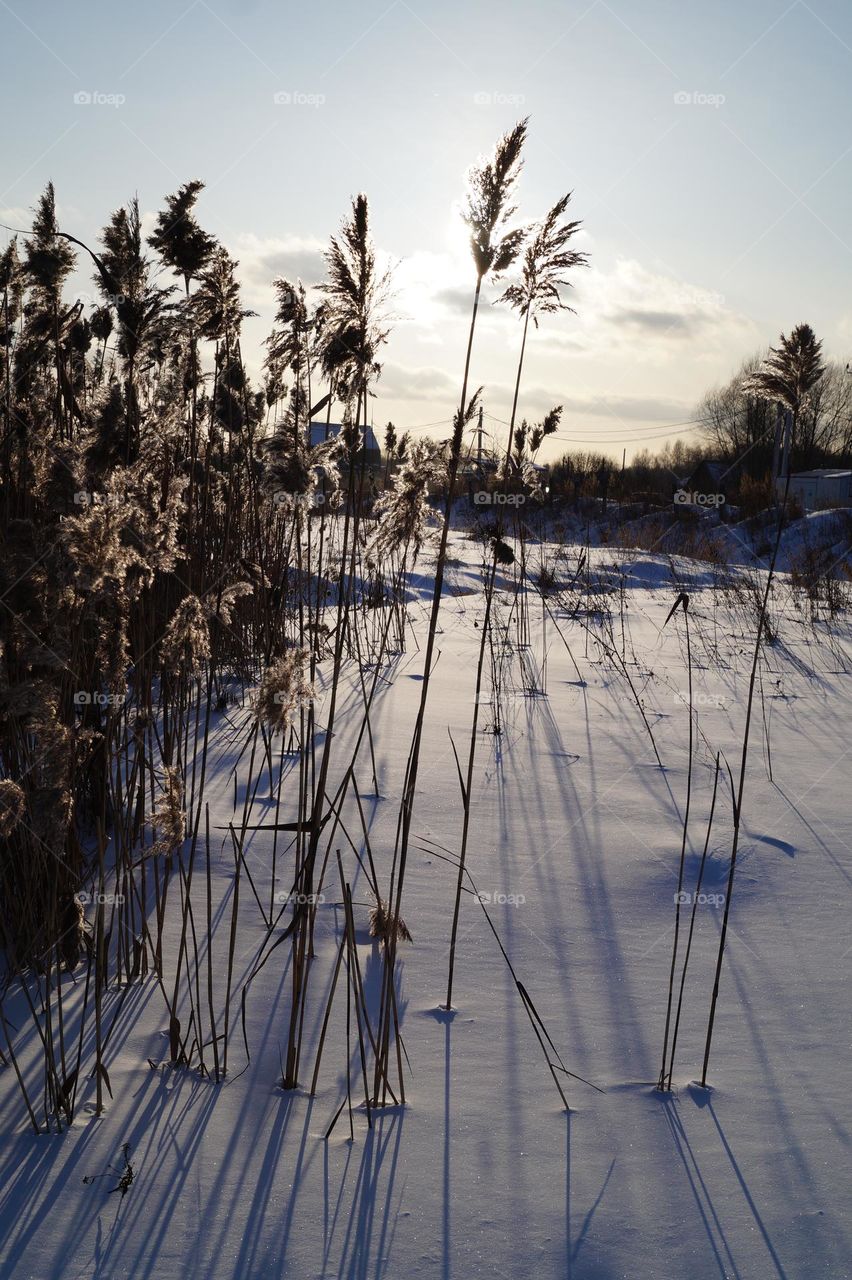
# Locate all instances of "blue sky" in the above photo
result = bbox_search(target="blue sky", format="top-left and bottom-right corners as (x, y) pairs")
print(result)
(2, 0), (851, 459)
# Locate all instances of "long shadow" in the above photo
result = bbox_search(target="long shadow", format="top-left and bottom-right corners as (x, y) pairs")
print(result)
(247, 1093), (316, 1276)
(566, 1111), (571, 1280)
(706, 1101), (790, 1280)
(0, 1127), (101, 1279)
(570, 1154), (616, 1272)
(711, 939), (828, 1210)
(773, 782), (852, 892)
(186, 970), (301, 1270)
(658, 1094), (740, 1279)
(443, 1016), (451, 1280)
(330, 1109), (405, 1280)
(0, 1064), (220, 1280)
(360, 942), (408, 1041)
(90, 1072), (220, 1280)
(322, 1135), (356, 1273)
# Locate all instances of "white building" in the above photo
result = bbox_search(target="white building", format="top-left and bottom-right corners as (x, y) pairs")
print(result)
(779, 469), (852, 511)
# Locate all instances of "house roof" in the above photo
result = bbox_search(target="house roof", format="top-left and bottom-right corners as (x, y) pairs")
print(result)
(309, 422), (381, 453)
(790, 469), (852, 479)
(691, 460), (736, 482)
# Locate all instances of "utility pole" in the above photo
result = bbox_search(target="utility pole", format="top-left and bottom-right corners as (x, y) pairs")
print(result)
(782, 407), (793, 480)
(476, 404), (483, 473)
(771, 402), (782, 499)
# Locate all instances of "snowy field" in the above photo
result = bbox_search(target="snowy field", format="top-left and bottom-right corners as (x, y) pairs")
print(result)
(1, 530), (851, 1280)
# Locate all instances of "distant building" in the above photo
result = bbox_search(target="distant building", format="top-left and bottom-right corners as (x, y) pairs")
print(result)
(460, 456), (498, 480)
(309, 422), (382, 466)
(779, 468), (852, 511)
(675, 460), (738, 508)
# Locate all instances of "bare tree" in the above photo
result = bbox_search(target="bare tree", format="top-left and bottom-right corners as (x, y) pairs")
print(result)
(698, 355), (775, 477)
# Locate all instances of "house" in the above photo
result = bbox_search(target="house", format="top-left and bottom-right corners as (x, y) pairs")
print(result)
(675, 460), (737, 508)
(779, 469), (852, 511)
(460, 456), (499, 480)
(309, 422), (382, 467)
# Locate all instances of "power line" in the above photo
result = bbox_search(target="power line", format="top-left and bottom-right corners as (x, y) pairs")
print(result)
(483, 410), (709, 431)
(482, 410), (710, 444)
(550, 424), (708, 444)
(392, 416), (454, 433)
(402, 411), (711, 446)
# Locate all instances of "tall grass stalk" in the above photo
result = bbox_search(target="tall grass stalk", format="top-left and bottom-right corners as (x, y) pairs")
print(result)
(658, 592), (692, 1091)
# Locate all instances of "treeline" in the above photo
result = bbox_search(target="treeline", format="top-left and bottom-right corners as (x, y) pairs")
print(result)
(547, 439), (711, 505)
(545, 327), (850, 507)
(699, 352), (852, 475)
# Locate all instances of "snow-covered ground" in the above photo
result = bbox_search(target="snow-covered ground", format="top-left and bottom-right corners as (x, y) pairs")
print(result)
(527, 497), (852, 578)
(2, 532), (851, 1280)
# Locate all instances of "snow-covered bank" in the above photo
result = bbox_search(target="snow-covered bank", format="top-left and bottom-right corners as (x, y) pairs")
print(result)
(1, 533), (851, 1280)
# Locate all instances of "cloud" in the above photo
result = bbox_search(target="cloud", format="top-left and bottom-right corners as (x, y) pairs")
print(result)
(560, 258), (756, 356)
(559, 392), (694, 421)
(398, 253), (753, 367)
(612, 309), (698, 335)
(140, 223), (753, 456)
(832, 312), (852, 353)
(0, 206), (33, 232)
(233, 232), (327, 301)
(432, 283), (502, 316)
(379, 365), (693, 425)
(433, 285), (475, 315)
(380, 362), (458, 402)
(471, 381), (693, 426)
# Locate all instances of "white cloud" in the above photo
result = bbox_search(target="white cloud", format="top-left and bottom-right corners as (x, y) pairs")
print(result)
(380, 362), (457, 402)
(232, 232), (327, 308)
(553, 258), (757, 360)
(832, 312), (852, 353)
(553, 391), (694, 422)
(0, 206), (32, 232)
